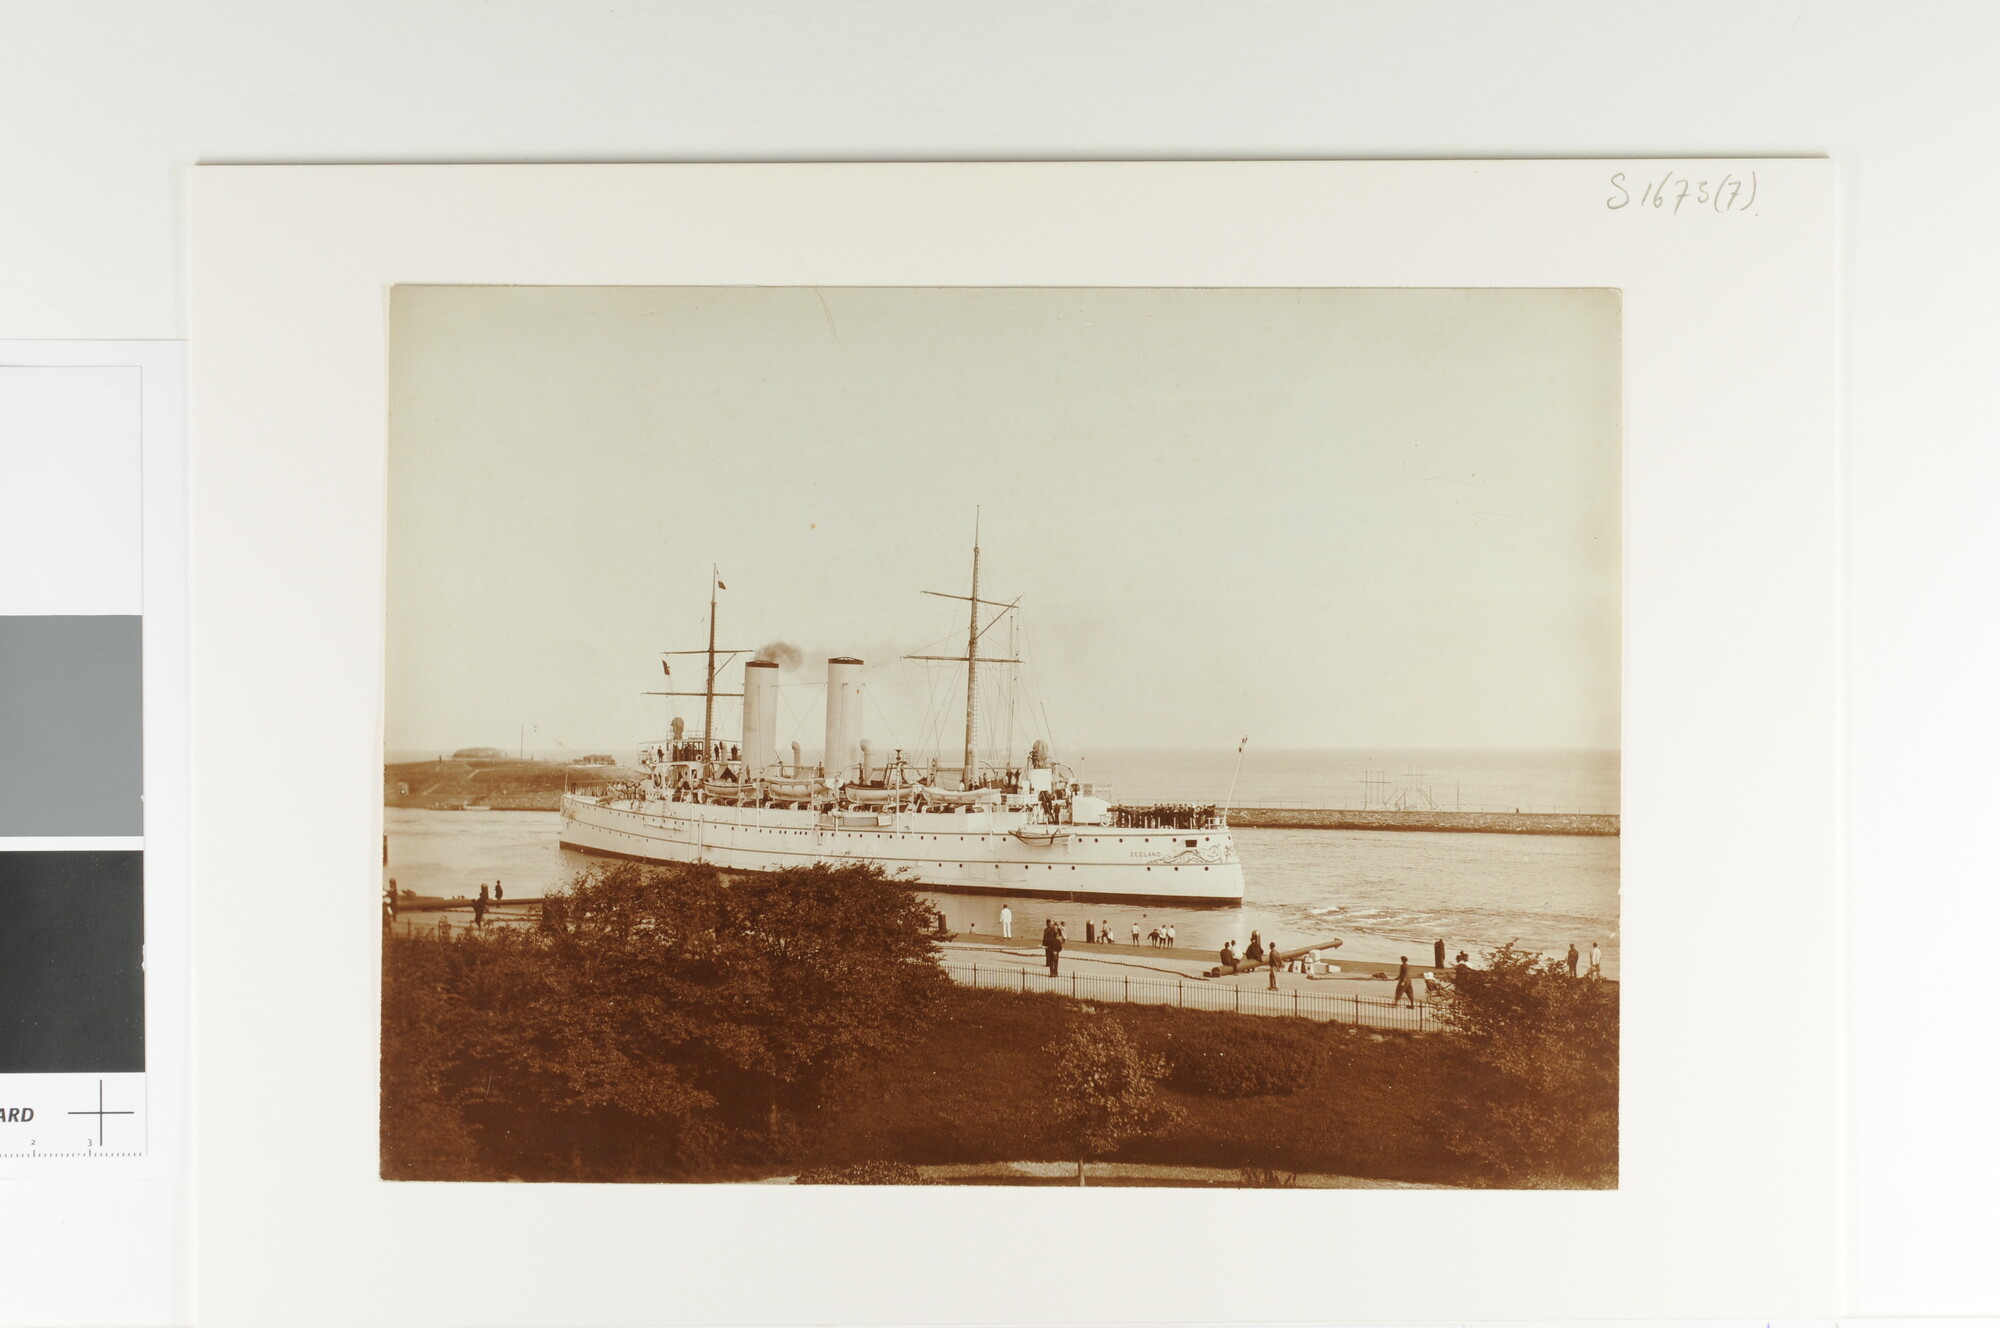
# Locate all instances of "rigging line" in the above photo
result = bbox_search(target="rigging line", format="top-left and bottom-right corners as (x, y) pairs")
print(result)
(777, 683), (828, 751)
(862, 688), (907, 750)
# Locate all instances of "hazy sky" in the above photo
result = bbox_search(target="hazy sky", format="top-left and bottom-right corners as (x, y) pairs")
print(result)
(385, 286), (1620, 758)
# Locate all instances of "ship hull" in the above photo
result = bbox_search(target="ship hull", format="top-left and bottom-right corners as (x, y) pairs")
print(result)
(558, 794), (1245, 904)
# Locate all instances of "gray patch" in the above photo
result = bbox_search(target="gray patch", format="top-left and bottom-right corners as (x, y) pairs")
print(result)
(0, 616), (142, 836)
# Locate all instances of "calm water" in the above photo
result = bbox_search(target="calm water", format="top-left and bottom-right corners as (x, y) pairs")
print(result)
(384, 748), (1619, 975)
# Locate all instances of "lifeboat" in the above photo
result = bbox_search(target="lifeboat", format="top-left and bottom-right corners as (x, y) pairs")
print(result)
(922, 787), (1002, 807)
(762, 776), (821, 804)
(702, 780), (756, 802)
(845, 785), (918, 806)
(1010, 824), (1071, 845)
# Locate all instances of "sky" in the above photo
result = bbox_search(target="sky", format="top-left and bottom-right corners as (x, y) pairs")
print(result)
(385, 285), (1620, 760)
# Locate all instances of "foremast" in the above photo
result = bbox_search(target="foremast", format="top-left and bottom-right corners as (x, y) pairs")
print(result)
(647, 566), (743, 777)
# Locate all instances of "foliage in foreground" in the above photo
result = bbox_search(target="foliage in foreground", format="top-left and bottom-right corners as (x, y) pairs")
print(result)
(381, 860), (948, 1181)
(1426, 942), (1620, 1184)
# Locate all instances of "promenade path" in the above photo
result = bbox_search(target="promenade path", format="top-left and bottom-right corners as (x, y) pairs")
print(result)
(937, 938), (1441, 1031)
(758, 1161), (1444, 1187)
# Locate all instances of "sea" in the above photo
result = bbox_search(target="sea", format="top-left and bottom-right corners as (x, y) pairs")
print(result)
(383, 747), (1620, 976)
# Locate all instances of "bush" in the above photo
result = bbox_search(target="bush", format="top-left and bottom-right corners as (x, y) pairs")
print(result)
(1162, 1019), (1319, 1098)
(1426, 942), (1619, 1185)
(794, 1160), (926, 1185)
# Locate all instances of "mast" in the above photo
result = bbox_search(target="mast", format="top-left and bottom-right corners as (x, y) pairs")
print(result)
(703, 564), (719, 765)
(963, 521), (981, 781)
(909, 512), (1020, 790)
(645, 569), (743, 767)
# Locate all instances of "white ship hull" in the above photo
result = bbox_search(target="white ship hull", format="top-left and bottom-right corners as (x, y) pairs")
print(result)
(559, 793), (1246, 904)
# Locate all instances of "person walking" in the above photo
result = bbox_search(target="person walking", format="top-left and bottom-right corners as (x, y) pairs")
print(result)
(1589, 942), (1602, 979)
(1166, 923), (1176, 949)
(1047, 922), (1064, 977)
(1566, 943), (1580, 977)
(1393, 956), (1416, 1008)
(473, 883), (489, 929)
(1131, 920), (1141, 948)
(495, 879), (503, 903)
(1000, 904), (1013, 939)
(1434, 937), (1446, 971)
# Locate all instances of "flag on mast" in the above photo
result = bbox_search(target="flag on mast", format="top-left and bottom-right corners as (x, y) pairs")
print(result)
(716, 575), (727, 590)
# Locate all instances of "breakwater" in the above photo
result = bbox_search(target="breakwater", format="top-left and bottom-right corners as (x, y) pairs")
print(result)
(1226, 807), (1618, 837)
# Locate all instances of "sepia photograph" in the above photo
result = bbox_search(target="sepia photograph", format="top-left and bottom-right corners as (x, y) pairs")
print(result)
(379, 284), (1621, 1189)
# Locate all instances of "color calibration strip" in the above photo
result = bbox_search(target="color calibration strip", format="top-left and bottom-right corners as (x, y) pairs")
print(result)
(0, 346), (187, 1177)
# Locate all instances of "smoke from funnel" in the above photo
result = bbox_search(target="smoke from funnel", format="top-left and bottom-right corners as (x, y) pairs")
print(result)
(756, 640), (805, 670)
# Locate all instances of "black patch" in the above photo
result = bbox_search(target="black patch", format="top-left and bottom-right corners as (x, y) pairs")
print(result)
(0, 852), (144, 1073)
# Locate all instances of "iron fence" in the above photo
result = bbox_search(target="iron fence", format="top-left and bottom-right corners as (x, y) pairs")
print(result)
(942, 960), (1438, 1033)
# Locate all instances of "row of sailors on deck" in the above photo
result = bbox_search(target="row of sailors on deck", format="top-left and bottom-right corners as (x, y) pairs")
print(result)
(1112, 803), (1218, 829)
(667, 740), (739, 763)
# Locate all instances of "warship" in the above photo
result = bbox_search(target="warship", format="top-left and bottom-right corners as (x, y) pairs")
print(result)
(558, 536), (1245, 904)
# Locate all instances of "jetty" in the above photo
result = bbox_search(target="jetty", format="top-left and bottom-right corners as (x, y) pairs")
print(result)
(1226, 806), (1617, 836)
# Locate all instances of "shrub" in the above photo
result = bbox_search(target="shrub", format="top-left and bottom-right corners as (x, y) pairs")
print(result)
(794, 1160), (926, 1185)
(1426, 942), (1619, 1185)
(1162, 1018), (1319, 1098)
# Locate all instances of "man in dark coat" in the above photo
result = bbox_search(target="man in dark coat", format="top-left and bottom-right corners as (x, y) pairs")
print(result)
(1434, 938), (1446, 971)
(1044, 920), (1063, 977)
(1566, 943), (1580, 977)
(1393, 956), (1416, 1008)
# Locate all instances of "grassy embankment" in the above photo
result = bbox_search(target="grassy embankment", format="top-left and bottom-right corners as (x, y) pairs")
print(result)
(385, 759), (627, 812)
(803, 985), (1478, 1185)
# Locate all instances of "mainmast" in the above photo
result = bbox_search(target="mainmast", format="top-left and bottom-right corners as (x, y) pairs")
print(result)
(910, 512), (1020, 788)
(704, 565), (720, 762)
(963, 529), (982, 780)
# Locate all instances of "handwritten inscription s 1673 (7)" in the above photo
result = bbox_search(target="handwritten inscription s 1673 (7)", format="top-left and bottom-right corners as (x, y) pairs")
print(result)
(1607, 170), (1757, 214)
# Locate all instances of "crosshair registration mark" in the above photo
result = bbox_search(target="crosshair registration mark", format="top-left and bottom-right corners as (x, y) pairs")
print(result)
(68, 1080), (134, 1146)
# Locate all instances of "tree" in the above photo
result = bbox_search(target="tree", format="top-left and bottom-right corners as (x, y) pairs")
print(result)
(1044, 1011), (1180, 1185)
(1426, 942), (1619, 1185)
(380, 860), (951, 1180)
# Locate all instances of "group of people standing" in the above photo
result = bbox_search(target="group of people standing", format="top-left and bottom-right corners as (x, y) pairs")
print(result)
(1111, 803), (1219, 829)
(1565, 941), (1604, 979)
